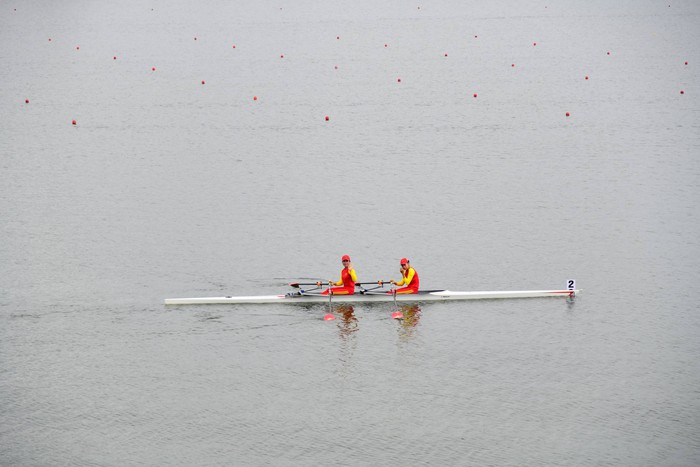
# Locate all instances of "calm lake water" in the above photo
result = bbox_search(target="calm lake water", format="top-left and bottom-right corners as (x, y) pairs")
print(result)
(2, 1), (699, 465)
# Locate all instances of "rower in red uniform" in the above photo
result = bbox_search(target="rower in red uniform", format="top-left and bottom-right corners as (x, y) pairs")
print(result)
(321, 254), (357, 295)
(390, 258), (419, 294)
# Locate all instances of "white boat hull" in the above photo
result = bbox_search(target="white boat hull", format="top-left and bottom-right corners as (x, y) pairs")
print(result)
(164, 289), (579, 305)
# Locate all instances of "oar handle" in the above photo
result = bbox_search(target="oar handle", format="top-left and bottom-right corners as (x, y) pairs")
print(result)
(355, 280), (390, 285)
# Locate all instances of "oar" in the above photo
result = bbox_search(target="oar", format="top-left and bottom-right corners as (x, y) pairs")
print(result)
(294, 280), (387, 289)
(289, 282), (323, 288)
(356, 280), (390, 294)
(289, 281), (324, 295)
(323, 281), (335, 321)
(391, 289), (403, 319)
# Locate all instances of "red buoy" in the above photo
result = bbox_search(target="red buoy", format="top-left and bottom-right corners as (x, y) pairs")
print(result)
(473, 93), (477, 98)
(253, 96), (258, 101)
(232, 44), (236, 48)
(25, 99), (29, 104)
(152, 67), (156, 71)
(325, 116), (329, 121)
(280, 54), (284, 58)
(512, 63), (515, 67)
(533, 42), (537, 46)
(680, 90), (685, 95)
(113, 56), (117, 60)
(397, 78), (401, 82)
(323, 313), (335, 321)
(566, 112), (570, 117)
(685, 61), (688, 65)
(391, 311), (403, 319)
(585, 75), (589, 80)
(72, 120), (76, 125)
(444, 53), (448, 57)
(201, 80), (205, 85)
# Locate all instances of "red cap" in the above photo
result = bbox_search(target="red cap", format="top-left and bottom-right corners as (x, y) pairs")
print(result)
(400, 258), (408, 264)
(342, 255), (351, 261)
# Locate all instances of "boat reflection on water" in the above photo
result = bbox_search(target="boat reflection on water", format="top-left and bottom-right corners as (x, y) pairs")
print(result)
(395, 304), (422, 339)
(333, 304), (358, 340)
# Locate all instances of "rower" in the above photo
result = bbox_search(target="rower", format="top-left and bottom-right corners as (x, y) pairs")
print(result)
(390, 258), (419, 294)
(321, 254), (357, 295)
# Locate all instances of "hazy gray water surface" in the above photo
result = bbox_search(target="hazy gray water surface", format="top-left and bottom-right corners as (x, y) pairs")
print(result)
(2, 1), (699, 465)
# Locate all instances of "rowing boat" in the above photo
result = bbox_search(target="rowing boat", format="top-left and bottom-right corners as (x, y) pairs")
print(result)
(164, 287), (579, 305)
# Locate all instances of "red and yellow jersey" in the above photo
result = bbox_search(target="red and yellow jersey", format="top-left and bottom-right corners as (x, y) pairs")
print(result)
(395, 267), (419, 290)
(333, 267), (357, 288)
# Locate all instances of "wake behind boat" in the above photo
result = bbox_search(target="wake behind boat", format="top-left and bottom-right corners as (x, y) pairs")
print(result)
(164, 281), (579, 305)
